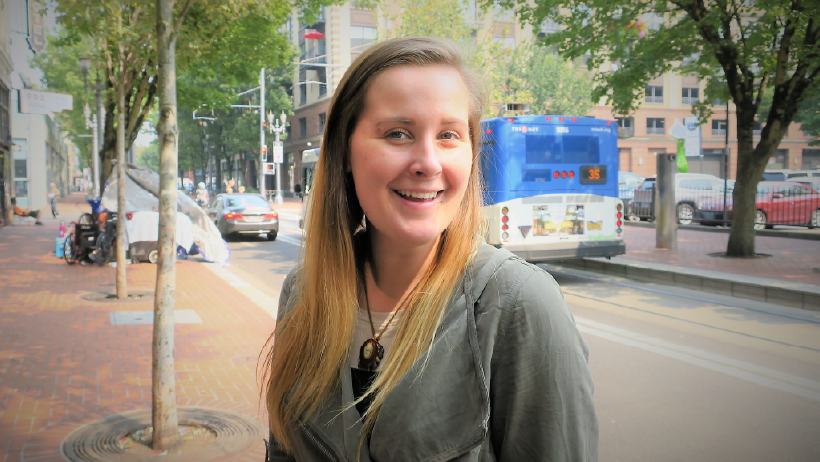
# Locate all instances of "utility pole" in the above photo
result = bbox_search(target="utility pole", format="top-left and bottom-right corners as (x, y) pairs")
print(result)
(259, 68), (266, 201)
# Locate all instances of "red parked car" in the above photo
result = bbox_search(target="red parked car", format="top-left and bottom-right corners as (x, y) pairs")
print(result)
(697, 181), (820, 229)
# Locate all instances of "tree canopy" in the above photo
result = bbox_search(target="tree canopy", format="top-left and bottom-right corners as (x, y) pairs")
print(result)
(34, 0), (335, 187)
(502, 0), (820, 256)
(387, 0), (593, 117)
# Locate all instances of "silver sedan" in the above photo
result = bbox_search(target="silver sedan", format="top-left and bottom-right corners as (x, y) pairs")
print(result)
(206, 193), (279, 240)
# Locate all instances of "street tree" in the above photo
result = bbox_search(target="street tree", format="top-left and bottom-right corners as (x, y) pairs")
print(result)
(503, 0), (820, 257)
(42, 0), (328, 192)
(179, 68), (293, 195)
(154, 0), (189, 448)
(505, 42), (593, 116)
(386, 0), (522, 116)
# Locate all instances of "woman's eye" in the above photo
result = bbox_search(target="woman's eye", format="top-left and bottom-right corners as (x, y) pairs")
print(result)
(440, 131), (460, 140)
(386, 130), (409, 140)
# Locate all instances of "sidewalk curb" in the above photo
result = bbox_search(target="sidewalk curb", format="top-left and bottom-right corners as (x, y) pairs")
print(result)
(555, 257), (820, 312)
(624, 220), (820, 241)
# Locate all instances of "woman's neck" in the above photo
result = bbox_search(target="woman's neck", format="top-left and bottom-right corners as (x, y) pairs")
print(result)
(364, 233), (439, 313)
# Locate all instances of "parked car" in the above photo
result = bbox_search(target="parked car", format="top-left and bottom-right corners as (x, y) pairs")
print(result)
(628, 173), (729, 225)
(697, 181), (820, 229)
(618, 171), (644, 204)
(206, 193), (279, 240)
(793, 177), (820, 192)
(762, 168), (820, 181)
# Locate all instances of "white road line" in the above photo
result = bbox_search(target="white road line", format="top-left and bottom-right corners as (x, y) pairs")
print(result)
(202, 262), (278, 319)
(276, 234), (302, 247)
(575, 317), (820, 403)
(277, 211), (299, 221)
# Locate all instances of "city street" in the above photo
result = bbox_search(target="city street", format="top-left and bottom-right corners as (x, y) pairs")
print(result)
(204, 206), (820, 461)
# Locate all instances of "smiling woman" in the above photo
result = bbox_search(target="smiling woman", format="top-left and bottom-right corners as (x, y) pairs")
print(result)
(261, 37), (598, 462)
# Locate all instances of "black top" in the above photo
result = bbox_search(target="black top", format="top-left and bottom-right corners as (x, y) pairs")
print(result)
(351, 368), (378, 416)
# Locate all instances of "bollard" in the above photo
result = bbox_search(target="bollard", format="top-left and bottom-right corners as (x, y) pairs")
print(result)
(656, 153), (677, 249)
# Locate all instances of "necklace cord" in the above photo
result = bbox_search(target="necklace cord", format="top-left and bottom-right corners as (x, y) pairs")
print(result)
(363, 268), (402, 342)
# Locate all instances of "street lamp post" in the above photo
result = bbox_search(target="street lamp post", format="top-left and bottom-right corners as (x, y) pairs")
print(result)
(82, 104), (100, 197)
(267, 111), (287, 205)
(259, 68), (266, 201)
(79, 55), (106, 197)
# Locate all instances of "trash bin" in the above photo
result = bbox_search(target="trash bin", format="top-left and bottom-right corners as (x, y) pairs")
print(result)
(55, 237), (67, 258)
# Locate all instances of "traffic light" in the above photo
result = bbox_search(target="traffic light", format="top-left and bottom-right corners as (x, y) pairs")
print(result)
(261, 145), (268, 162)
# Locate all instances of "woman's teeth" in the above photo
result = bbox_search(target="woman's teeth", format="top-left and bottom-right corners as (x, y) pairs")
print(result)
(396, 190), (439, 201)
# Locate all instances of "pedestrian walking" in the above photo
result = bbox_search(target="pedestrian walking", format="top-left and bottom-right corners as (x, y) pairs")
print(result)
(261, 37), (597, 461)
(195, 182), (209, 206)
(48, 183), (60, 218)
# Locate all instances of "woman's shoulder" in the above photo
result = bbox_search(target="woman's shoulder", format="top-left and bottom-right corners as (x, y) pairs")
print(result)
(469, 244), (566, 318)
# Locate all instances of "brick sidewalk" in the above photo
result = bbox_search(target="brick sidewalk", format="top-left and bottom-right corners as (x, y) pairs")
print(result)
(0, 205), (277, 461)
(621, 226), (820, 286)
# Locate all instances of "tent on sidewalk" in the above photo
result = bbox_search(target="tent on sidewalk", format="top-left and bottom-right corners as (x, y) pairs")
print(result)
(101, 162), (230, 266)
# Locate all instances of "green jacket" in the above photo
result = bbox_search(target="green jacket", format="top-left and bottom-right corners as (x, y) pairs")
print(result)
(267, 244), (598, 461)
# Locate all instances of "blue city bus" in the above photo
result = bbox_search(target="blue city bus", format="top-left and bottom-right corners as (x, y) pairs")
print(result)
(481, 115), (626, 261)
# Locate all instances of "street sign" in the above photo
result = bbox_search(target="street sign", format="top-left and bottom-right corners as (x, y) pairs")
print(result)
(263, 162), (276, 175)
(273, 141), (284, 164)
(261, 145), (268, 162)
(18, 89), (73, 115)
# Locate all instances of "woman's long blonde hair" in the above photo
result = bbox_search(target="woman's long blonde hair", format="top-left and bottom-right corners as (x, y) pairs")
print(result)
(262, 37), (486, 453)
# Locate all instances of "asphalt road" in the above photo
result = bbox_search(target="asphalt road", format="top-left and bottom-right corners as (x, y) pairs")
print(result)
(218, 216), (820, 461)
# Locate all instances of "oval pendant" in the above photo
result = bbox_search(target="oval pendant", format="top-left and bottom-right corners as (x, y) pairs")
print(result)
(358, 338), (384, 371)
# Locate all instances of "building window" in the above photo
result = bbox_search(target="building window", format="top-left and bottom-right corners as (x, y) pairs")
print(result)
(616, 117), (633, 129)
(0, 85), (9, 143)
(14, 158), (26, 177)
(616, 117), (634, 138)
(647, 117), (665, 135)
(351, 26), (377, 51)
(300, 87), (306, 105)
(753, 121), (763, 137)
(712, 98), (724, 106)
(318, 113), (326, 133)
(645, 85), (663, 103)
(682, 87), (699, 105)
(712, 119), (727, 136)
(299, 117), (307, 138)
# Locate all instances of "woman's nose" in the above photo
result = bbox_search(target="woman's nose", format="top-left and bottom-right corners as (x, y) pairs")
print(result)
(409, 137), (442, 178)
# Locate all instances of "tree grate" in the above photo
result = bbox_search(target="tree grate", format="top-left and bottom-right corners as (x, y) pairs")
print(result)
(61, 407), (264, 461)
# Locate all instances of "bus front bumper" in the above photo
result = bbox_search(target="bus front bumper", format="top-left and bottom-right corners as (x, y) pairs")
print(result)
(499, 240), (626, 263)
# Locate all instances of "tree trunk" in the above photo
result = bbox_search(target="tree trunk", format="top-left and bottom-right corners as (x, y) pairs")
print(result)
(152, 0), (180, 450)
(244, 157), (253, 191)
(116, 85), (128, 299)
(726, 104), (788, 257)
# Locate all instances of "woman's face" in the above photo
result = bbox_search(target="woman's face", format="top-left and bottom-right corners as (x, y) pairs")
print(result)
(349, 65), (473, 248)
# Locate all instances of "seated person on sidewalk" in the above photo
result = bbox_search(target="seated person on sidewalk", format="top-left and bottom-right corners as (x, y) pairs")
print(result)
(11, 198), (43, 225)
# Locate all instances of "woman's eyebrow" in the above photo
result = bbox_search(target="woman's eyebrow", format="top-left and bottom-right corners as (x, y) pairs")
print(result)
(375, 117), (467, 127)
(441, 118), (467, 126)
(376, 117), (414, 127)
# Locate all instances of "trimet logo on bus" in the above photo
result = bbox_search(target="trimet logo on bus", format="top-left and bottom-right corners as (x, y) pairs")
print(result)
(556, 127), (569, 134)
(512, 126), (539, 133)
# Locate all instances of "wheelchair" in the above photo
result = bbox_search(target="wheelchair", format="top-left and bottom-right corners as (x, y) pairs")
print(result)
(63, 211), (118, 266)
